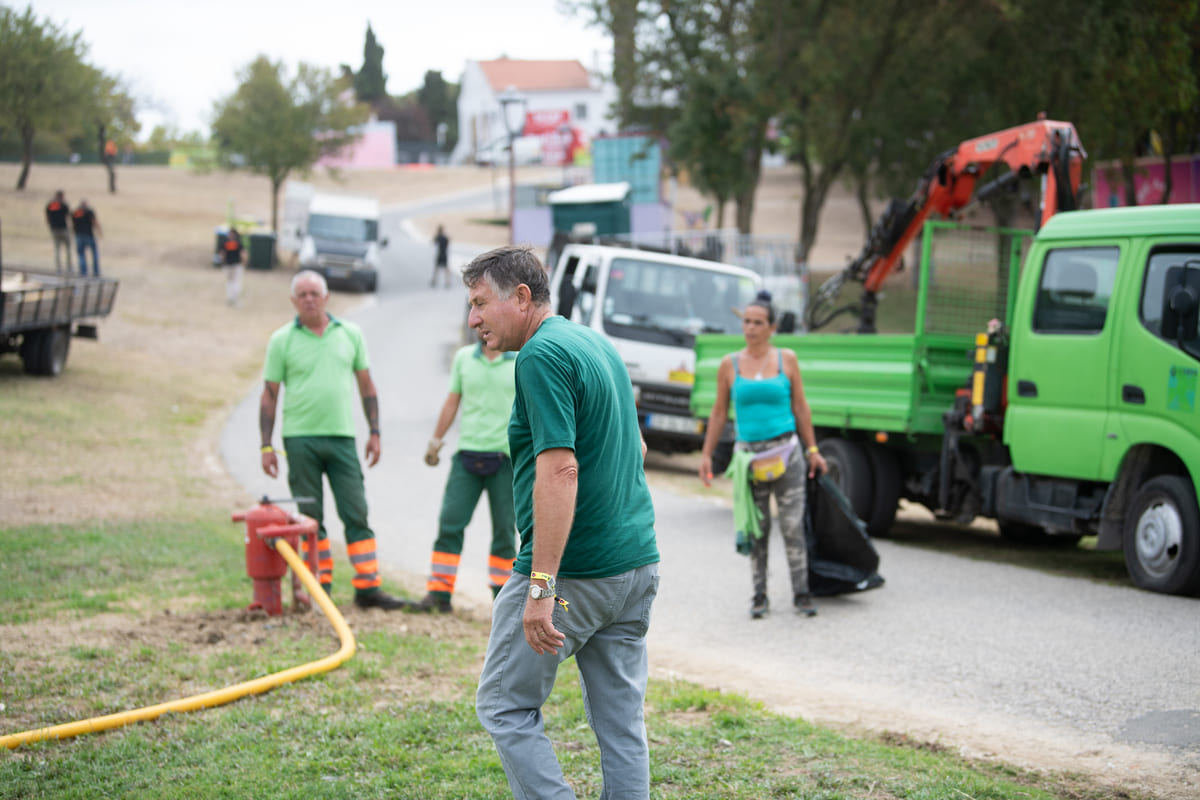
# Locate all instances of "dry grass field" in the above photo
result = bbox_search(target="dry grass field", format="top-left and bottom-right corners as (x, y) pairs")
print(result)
(0, 161), (867, 528)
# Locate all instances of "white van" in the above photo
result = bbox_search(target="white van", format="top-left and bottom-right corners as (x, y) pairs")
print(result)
(297, 193), (388, 292)
(548, 243), (763, 458)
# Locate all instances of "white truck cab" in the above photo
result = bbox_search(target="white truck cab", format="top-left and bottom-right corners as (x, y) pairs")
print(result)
(548, 243), (763, 458)
(297, 193), (387, 292)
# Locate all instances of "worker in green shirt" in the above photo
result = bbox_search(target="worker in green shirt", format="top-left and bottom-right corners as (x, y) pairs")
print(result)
(259, 270), (407, 610)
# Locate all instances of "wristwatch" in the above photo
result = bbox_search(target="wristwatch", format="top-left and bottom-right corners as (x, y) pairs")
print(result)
(529, 573), (556, 600)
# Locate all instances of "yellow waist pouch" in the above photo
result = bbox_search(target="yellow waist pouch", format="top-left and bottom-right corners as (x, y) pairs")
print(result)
(748, 436), (799, 483)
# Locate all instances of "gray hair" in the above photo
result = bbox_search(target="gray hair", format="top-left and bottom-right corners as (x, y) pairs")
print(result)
(291, 270), (329, 297)
(461, 245), (550, 305)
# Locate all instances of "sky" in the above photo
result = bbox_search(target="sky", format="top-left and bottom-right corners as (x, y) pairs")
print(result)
(27, 0), (613, 139)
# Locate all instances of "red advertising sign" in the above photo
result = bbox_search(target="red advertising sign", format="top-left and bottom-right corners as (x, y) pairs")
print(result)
(524, 109), (570, 135)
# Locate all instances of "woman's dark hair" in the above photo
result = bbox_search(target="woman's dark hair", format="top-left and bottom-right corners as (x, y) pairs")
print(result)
(746, 289), (776, 324)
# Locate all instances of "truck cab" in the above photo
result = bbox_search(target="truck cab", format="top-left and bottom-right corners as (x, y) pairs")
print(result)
(297, 194), (388, 292)
(549, 243), (762, 461)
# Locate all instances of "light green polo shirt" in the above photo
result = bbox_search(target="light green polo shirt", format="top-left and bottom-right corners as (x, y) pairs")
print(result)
(263, 315), (369, 438)
(449, 343), (516, 455)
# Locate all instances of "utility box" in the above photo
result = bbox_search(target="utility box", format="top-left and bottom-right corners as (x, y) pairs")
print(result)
(548, 182), (632, 237)
(247, 232), (277, 270)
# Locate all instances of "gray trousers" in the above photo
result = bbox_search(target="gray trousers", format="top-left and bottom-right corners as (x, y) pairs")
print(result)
(476, 563), (660, 799)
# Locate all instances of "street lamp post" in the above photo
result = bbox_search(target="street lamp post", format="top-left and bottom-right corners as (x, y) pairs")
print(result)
(497, 86), (526, 245)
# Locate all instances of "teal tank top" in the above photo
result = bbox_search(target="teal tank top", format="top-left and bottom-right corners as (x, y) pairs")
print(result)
(732, 351), (796, 442)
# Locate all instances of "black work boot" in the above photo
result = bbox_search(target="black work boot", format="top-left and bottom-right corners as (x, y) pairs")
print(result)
(354, 590), (411, 610)
(406, 591), (453, 614)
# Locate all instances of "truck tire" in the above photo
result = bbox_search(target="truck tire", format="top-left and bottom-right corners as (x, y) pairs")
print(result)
(711, 440), (734, 477)
(363, 273), (378, 293)
(20, 327), (71, 376)
(864, 444), (902, 537)
(819, 438), (874, 525)
(1123, 475), (1200, 596)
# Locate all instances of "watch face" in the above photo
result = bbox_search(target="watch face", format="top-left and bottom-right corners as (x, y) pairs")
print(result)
(529, 585), (545, 599)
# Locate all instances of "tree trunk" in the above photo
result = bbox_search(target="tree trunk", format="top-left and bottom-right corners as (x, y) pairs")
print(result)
(609, 0), (639, 126)
(17, 125), (34, 190)
(855, 173), (873, 234)
(1121, 157), (1138, 206)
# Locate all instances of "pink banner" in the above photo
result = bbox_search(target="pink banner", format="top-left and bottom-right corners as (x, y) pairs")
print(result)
(1092, 156), (1200, 207)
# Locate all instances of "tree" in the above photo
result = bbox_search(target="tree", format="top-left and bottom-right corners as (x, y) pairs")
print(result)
(0, 6), (92, 189)
(417, 71), (458, 152)
(80, 66), (139, 193)
(212, 56), (368, 232)
(354, 23), (387, 103)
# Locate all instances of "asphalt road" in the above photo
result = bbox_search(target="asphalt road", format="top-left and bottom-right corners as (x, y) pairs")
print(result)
(220, 197), (1200, 798)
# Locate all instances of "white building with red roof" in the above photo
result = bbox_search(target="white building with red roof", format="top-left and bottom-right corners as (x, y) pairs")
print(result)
(451, 58), (616, 166)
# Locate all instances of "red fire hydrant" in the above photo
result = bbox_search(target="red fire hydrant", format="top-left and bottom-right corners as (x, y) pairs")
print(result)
(232, 498), (320, 616)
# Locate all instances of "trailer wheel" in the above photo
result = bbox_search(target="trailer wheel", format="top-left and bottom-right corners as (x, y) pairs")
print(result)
(20, 327), (71, 376)
(1123, 475), (1200, 596)
(819, 438), (874, 524)
(864, 444), (902, 537)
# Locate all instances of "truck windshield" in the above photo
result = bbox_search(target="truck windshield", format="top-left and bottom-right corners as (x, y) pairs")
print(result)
(308, 214), (378, 243)
(602, 257), (758, 345)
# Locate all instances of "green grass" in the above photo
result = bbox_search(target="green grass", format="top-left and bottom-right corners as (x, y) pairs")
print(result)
(0, 520), (1153, 799)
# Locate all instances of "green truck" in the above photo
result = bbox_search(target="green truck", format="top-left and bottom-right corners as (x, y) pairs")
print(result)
(692, 205), (1200, 596)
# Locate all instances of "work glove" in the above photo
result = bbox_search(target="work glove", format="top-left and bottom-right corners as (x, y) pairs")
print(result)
(424, 437), (443, 466)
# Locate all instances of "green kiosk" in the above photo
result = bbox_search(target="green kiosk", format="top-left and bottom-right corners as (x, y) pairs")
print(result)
(547, 181), (632, 237)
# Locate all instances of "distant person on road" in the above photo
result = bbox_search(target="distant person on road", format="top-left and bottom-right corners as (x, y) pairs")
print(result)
(431, 225), (450, 288)
(221, 227), (245, 307)
(71, 200), (101, 277)
(467, 245), (660, 800)
(699, 289), (827, 619)
(413, 332), (518, 613)
(45, 190), (72, 272)
(258, 270), (408, 611)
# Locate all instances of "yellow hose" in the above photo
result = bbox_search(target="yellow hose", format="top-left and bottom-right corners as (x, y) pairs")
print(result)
(1, 539), (356, 749)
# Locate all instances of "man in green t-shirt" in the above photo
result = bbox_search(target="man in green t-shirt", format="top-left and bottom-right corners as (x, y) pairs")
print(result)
(259, 270), (407, 611)
(414, 336), (518, 613)
(466, 245), (660, 800)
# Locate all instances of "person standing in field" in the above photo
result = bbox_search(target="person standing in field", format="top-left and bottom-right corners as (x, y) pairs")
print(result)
(467, 245), (660, 799)
(414, 332), (518, 613)
(45, 190), (72, 272)
(221, 227), (245, 307)
(258, 270), (408, 611)
(71, 200), (101, 277)
(431, 225), (450, 288)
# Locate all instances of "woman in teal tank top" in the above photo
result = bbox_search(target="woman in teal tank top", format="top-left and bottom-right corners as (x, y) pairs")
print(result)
(699, 291), (827, 619)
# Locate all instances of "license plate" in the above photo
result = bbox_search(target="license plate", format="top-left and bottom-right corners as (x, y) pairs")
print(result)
(645, 414), (703, 434)
(327, 266), (351, 278)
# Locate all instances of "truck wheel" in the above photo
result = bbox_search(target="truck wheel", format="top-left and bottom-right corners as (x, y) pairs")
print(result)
(20, 327), (71, 376)
(819, 438), (874, 524)
(1123, 475), (1200, 596)
(711, 440), (734, 477)
(362, 273), (378, 293)
(864, 444), (902, 537)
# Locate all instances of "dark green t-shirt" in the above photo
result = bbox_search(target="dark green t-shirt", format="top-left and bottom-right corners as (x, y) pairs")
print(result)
(509, 316), (658, 579)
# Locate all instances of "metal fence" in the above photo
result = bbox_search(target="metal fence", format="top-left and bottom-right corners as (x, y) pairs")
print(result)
(919, 222), (1032, 336)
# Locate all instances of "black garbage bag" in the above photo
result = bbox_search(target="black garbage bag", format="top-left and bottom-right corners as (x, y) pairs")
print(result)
(806, 473), (886, 596)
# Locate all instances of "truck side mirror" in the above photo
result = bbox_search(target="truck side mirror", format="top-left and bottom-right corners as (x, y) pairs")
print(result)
(380, 237), (389, 248)
(1162, 264), (1200, 342)
(777, 311), (796, 334)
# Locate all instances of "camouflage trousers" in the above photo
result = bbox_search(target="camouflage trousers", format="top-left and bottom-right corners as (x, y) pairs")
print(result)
(741, 433), (809, 599)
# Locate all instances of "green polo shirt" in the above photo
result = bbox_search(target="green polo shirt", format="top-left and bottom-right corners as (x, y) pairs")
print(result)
(449, 343), (516, 455)
(509, 317), (658, 579)
(263, 315), (369, 438)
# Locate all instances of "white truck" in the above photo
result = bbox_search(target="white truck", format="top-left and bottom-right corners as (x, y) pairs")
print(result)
(296, 193), (388, 292)
(548, 243), (763, 468)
